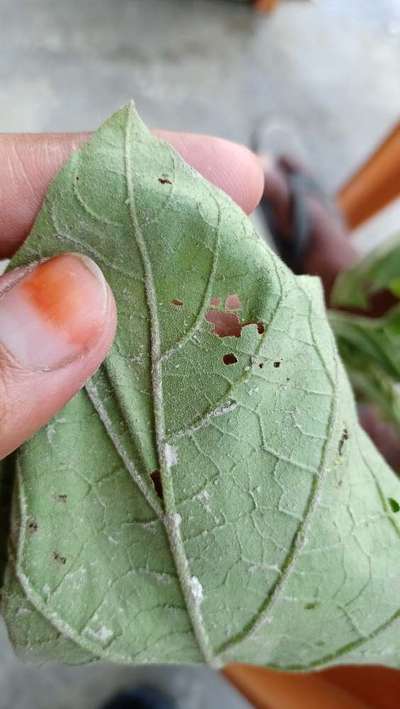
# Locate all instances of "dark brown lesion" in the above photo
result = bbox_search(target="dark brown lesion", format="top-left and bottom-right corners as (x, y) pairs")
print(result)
(53, 551), (67, 565)
(223, 353), (238, 366)
(338, 427), (349, 455)
(150, 470), (163, 500)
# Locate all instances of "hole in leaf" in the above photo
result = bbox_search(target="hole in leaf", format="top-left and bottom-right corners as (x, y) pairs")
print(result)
(206, 298), (265, 339)
(225, 294), (241, 310)
(28, 520), (38, 533)
(171, 298), (183, 307)
(151, 470), (163, 500)
(159, 177), (172, 185)
(388, 497), (400, 513)
(56, 494), (68, 503)
(273, 361), (281, 368)
(258, 362), (264, 369)
(206, 311), (266, 338)
(206, 310), (242, 337)
(223, 353), (238, 366)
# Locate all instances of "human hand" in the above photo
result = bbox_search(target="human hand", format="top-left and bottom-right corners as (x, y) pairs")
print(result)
(0, 130), (263, 459)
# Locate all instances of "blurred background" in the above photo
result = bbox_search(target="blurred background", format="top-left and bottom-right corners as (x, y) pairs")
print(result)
(0, 0), (399, 707)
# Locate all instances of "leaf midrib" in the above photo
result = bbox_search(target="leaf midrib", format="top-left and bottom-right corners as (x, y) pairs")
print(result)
(123, 103), (215, 665)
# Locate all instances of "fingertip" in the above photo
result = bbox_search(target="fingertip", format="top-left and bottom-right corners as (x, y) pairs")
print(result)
(210, 138), (265, 215)
(0, 254), (117, 458)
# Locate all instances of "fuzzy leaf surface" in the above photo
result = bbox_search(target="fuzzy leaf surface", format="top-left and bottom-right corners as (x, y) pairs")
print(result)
(2, 105), (400, 670)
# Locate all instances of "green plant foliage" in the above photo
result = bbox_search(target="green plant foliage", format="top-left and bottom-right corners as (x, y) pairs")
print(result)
(331, 235), (400, 434)
(332, 232), (400, 309)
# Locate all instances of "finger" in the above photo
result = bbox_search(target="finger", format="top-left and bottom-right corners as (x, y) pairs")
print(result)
(0, 131), (264, 258)
(0, 254), (116, 458)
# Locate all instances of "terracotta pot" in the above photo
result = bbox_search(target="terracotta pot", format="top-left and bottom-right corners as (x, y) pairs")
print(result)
(223, 664), (400, 708)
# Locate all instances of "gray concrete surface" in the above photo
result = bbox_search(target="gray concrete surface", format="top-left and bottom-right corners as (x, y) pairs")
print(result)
(0, 620), (249, 709)
(0, 0), (399, 707)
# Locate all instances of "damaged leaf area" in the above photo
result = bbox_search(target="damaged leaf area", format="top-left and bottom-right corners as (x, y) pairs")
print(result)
(2, 104), (400, 670)
(205, 294), (265, 339)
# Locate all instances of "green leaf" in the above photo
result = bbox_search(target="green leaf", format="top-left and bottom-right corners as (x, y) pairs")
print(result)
(330, 307), (400, 436)
(2, 104), (400, 670)
(332, 232), (400, 309)
(330, 319), (400, 433)
(329, 306), (400, 382)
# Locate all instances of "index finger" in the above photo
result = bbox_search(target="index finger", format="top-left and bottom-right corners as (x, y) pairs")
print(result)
(0, 131), (264, 259)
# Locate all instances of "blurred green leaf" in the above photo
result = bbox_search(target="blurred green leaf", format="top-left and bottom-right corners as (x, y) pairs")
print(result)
(329, 307), (400, 380)
(332, 232), (400, 309)
(330, 306), (400, 435)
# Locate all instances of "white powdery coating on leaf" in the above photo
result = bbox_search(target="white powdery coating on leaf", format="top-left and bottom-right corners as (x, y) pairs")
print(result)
(213, 399), (238, 417)
(165, 512), (182, 531)
(191, 576), (204, 605)
(198, 490), (210, 503)
(196, 489), (211, 512)
(165, 443), (178, 467)
(86, 625), (114, 643)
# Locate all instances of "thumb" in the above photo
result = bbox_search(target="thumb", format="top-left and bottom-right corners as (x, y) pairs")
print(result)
(0, 253), (116, 459)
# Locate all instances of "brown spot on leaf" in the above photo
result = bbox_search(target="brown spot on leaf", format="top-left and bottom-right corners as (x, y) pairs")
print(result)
(171, 298), (183, 307)
(273, 361), (281, 368)
(53, 551), (66, 565)
(210, 297), (221, 308)
(257, 321), (265, 335)
(28, 520), (38, 533)
(223, 353), (238, 365)
(150, 470), (163, 500)
(159, 177), (172, 185)
(338, 427), (349, 455)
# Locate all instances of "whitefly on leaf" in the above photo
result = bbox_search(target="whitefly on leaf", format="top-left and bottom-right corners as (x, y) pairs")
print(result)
(1, 103), (400, 670)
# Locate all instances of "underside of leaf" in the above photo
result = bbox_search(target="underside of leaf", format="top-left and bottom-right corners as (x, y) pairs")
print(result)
(1, 104), (400, 670)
